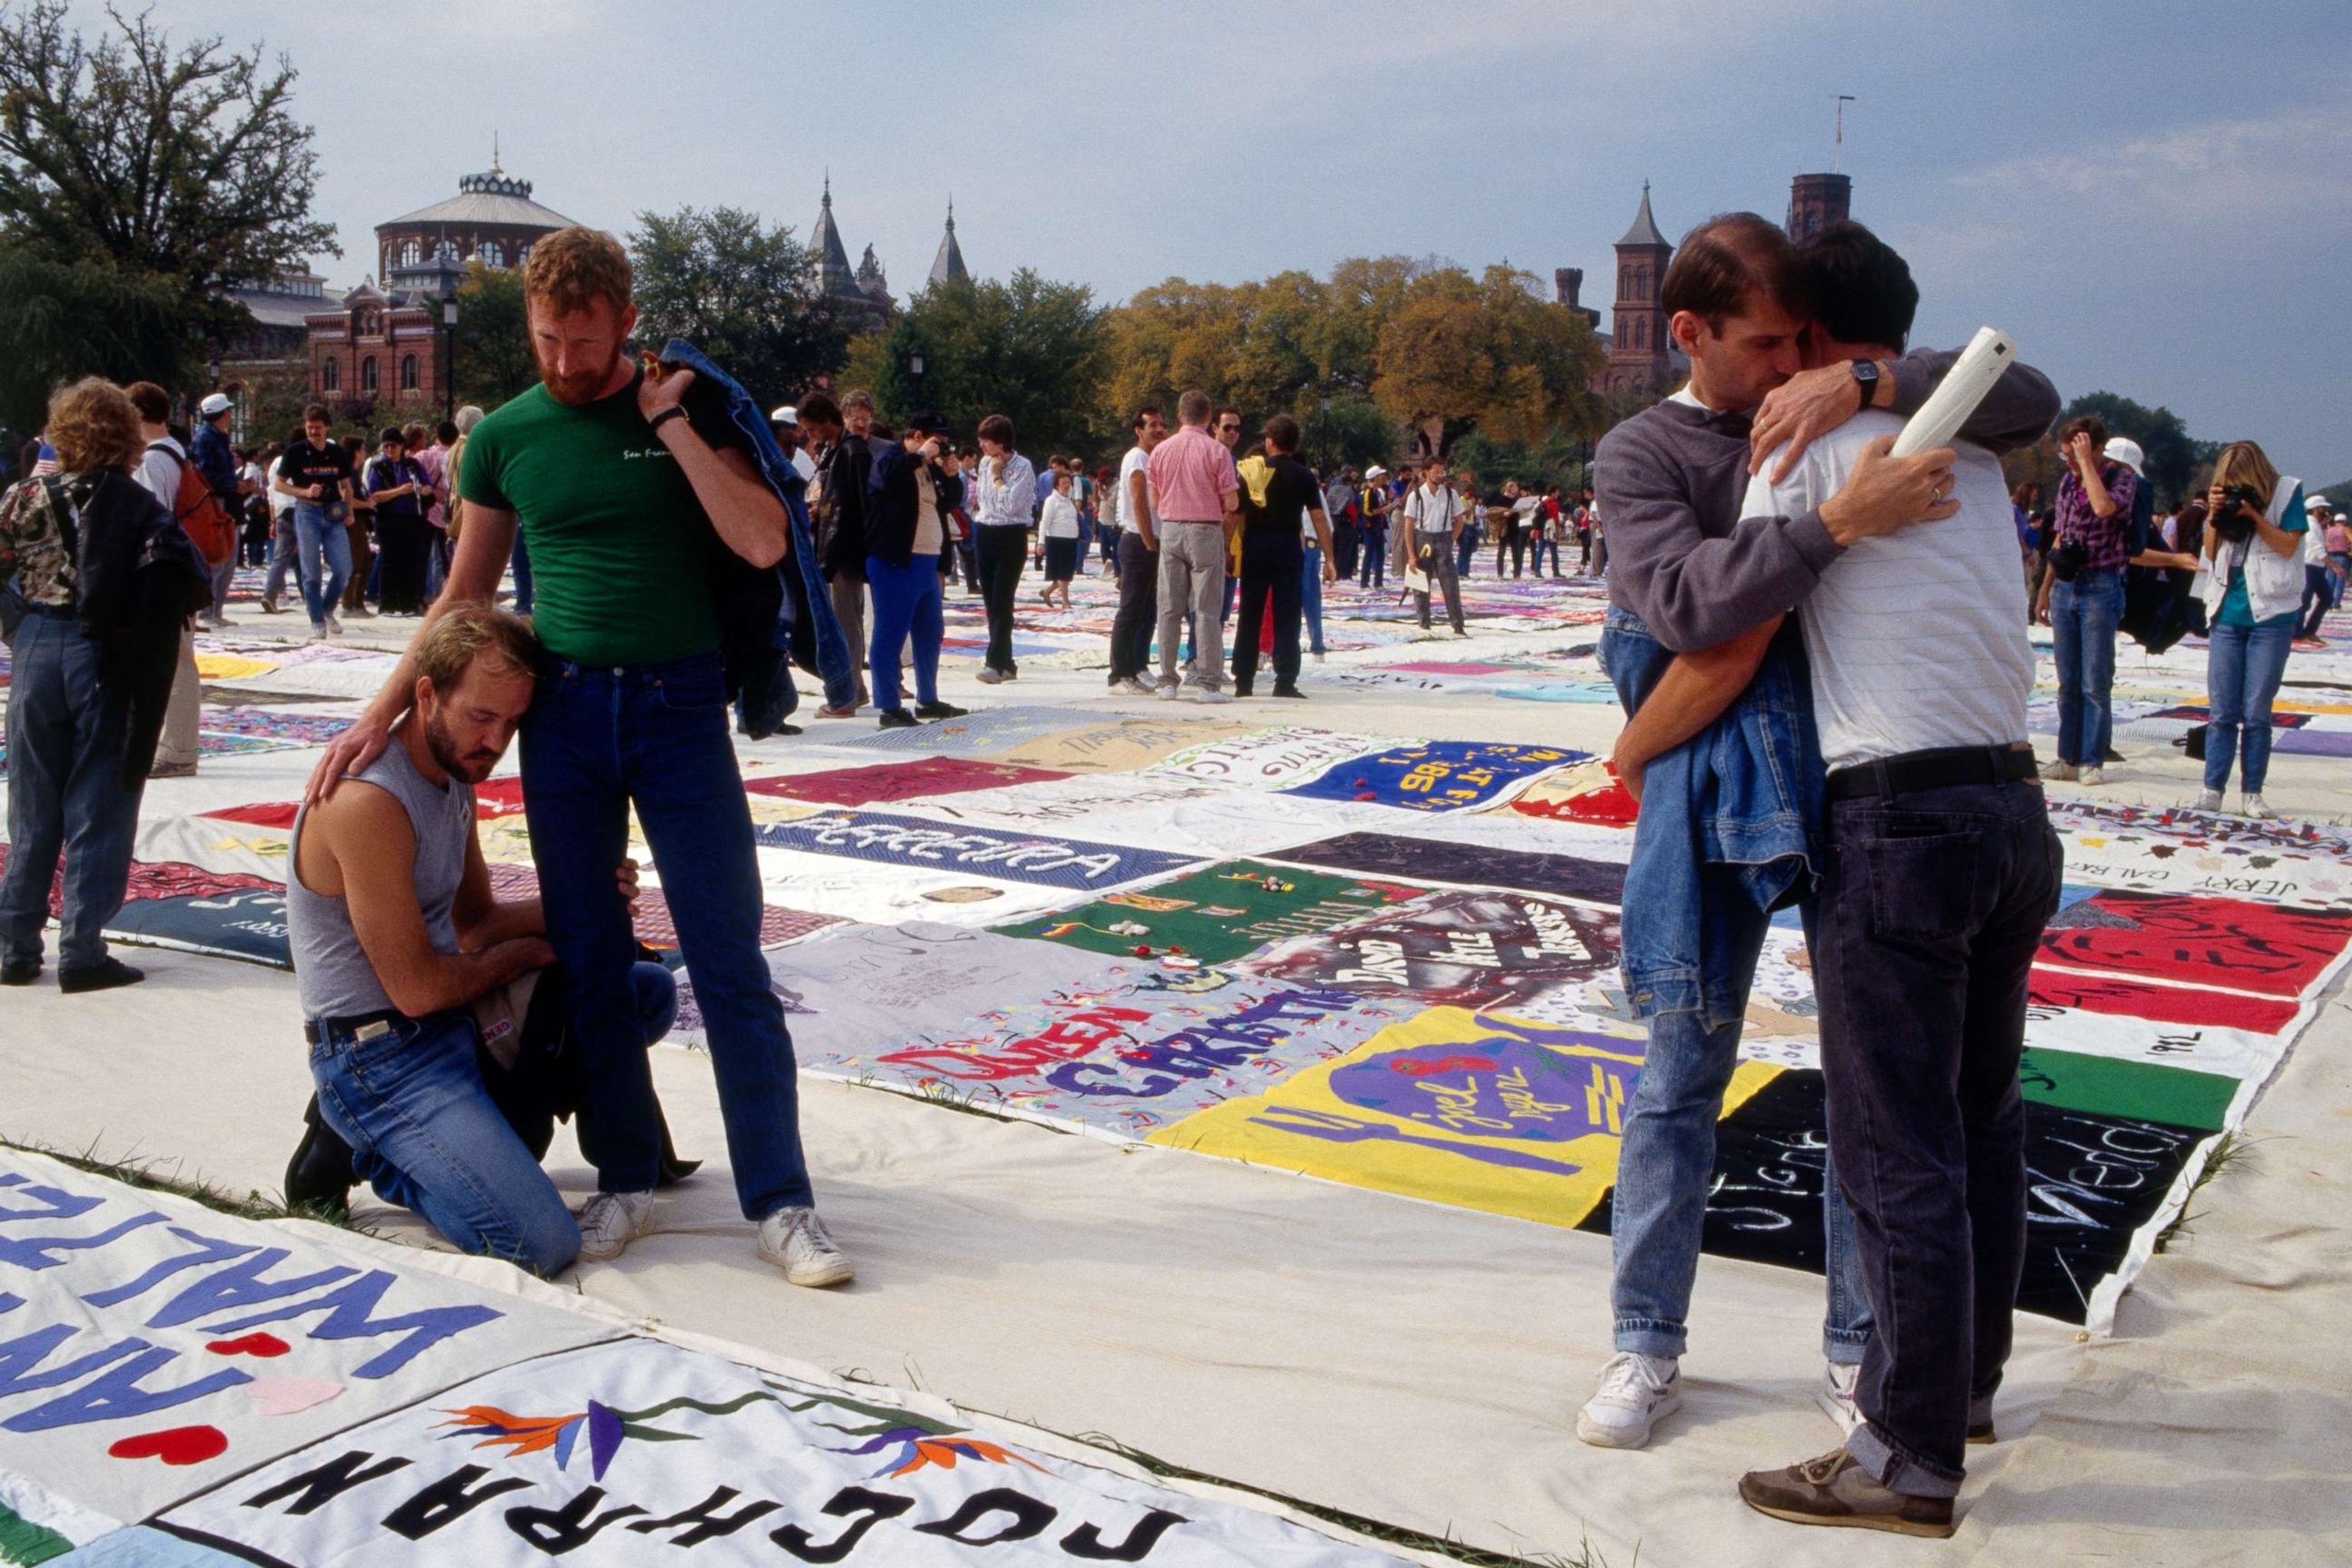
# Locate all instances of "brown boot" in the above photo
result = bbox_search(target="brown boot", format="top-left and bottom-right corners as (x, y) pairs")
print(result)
(1739, 1448), (1955, 1538)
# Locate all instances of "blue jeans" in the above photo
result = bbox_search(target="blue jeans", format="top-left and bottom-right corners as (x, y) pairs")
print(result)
(866, 552), (944, 711)
(509, 529), (534, 616)
(1455, 524), (1480, 578)
(293, 502), (351, 626)
(2050, 567), (2122, 766)
(520, 647), (813, 1218)
(2203, 617), (2295, 793)
(0, 612), (139, 970)
(1611, 897), (1873, 1364)
(312, 1010), (575, 1276)
(1358, 523), (1386, 586)
(1817, 780), (2060, 1495)
(1302, 542), (1327, 654)
(1534, 534), (1561, 574)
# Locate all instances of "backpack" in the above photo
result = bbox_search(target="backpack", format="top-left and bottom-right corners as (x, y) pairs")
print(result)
(150, 442), (236, 567)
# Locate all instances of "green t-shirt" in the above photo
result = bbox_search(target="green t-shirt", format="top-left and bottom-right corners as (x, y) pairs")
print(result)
(458, 375), (724, 665)
(2216, 488), (2308, 629)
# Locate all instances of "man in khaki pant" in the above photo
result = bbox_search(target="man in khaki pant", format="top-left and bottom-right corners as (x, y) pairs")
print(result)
(1146, 390), (1240, 704)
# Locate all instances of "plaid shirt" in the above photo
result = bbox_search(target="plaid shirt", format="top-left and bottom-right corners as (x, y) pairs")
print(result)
(2054, 462), (2136, 573)
(0, 472), (92, 609)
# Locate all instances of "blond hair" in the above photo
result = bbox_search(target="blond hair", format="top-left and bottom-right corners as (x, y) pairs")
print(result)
(2211, 442), (2281, 510)
(47, 378), (144, 475)
(416, 603), (539, 695)
(522, 227), (632, 317)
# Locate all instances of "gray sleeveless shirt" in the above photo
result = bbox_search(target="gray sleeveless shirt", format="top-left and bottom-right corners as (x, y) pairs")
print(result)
(287, 738), (475, 1021)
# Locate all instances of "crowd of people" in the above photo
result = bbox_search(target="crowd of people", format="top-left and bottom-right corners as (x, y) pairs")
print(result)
(0, 206), (2332, 1545)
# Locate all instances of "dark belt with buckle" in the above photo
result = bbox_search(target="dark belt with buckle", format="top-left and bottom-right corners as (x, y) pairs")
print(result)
(302, 1008), (404, 1046)
(1824, 745), (2040, 802)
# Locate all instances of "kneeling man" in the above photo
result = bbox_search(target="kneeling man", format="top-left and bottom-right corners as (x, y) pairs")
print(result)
(286, 606), (675, 1276)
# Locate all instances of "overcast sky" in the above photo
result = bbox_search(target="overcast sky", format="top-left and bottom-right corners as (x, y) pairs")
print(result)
(162, 0), (2352, 480)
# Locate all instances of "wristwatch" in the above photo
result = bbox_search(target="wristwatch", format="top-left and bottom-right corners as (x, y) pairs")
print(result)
(647, 406), (688, 434)
(1849, 358), (1881, 407)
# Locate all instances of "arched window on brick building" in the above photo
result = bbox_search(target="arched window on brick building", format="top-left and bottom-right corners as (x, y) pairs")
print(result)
(400, 240), (420, 266)
(361, 357), (378, 394)
(481, 240), (505, 267)
(400, 354), (419, 391)
(322, 358), (340, 392)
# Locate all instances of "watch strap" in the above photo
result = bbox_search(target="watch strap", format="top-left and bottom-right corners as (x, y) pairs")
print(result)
(1851, 358), (1881, 405)
(647, 405), (688, 433)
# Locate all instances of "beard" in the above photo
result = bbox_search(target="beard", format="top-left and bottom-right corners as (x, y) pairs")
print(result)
(538, 345), (624, 407)
(423, 710), (505, 785)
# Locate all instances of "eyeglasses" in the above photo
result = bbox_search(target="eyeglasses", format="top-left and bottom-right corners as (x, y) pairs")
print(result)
(1217, 423), (1240, 434)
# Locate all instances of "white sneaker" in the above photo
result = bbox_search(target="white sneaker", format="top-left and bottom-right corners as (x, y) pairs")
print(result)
(975, 668), (1005, 685)
(307, 624), (330, 642)
(1109, 676), (1152, 696)
(2242, 792), (2275, 820)
(1816, 1361), (1864, 1437)
(574, 1189), (656, 1262)
(1575, 1351), (1682, 1449)
(2194, 789), (2224, 812)
(756, 1205), (854, 1288)
(1155, 681), (1182, 701)
(1186, 686), (1235, 705)
(2078, 766), (2105, 786)
(2046, 761), (2079, 782)
(1312, 651), (1326, 663)
(325, 612), (345, 636)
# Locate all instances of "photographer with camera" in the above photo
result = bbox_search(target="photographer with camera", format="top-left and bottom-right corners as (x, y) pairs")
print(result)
(2192, 442), (2308, 818)
(2035, 416), (2135, 784)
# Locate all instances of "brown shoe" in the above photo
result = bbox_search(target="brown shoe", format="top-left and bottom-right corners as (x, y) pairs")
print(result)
(1739, 1448), (1955, 1538)
(1968, 1419), (1995, 1446)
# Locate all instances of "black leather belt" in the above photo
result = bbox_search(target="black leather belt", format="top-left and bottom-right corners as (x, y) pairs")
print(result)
(302, 1008), (404, 1046)
(1824, 745), (2040, 802)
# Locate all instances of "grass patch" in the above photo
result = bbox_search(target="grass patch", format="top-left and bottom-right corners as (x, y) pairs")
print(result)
(2153, 1131), (2258, 1254)
(0, 1135), (358, 1230)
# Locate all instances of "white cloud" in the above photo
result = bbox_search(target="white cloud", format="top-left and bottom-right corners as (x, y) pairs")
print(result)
(1956, 106), (2352, 225)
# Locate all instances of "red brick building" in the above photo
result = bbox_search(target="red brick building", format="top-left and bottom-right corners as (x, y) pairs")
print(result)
(304, 282), (443, 419)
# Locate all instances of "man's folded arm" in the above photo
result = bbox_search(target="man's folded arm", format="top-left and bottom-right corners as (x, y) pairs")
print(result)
(1597, 424), (1838, 654)
(1611, 614), (1785, 797)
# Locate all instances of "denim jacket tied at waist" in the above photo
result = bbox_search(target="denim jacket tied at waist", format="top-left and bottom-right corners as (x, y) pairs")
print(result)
(1599, 604), (1824, 1028)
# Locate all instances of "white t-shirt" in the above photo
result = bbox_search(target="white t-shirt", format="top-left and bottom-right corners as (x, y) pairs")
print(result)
(136, 436), (185, 512)
(1405, 483), (1459, 533)
(1743, 410), (2033, 771)
(789, 448), (817, 485)
(1118, 446), (1152, 533)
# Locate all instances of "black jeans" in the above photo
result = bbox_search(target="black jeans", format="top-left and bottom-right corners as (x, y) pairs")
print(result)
(1814, 773), (2061, 1495)
(1233, 530), (1304, 690)
(975, 524), (1027, 674)
(1108, 531), (1158, 684)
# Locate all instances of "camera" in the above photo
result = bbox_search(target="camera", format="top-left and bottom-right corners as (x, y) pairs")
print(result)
(2211, 485), (2262, 544)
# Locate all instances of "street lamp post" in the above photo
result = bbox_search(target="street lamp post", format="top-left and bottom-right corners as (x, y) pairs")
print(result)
(442, 300), (459, 423)
(908, 350), (925, 411)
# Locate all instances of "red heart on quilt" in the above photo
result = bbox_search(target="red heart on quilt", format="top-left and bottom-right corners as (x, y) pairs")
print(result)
(204, 1333), (290, 1358)
(109, 1426), (228, 1465)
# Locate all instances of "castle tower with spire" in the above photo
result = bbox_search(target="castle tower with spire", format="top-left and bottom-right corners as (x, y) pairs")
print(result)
(1605, 182), (1675, 399)
(808, 177), (892, 326)
(928, 200), (969, 287)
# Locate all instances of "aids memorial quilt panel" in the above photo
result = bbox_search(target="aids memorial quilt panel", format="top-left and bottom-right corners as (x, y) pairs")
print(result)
(1279, 741), (1586, 814)
(994, 861), (1423, 965)
(1264, 831), (1628, 907)
(751, 813), (1199, 894)
(1235, 889), (1622, 1014)
(154, 1336), (1411, 1566)
(0, 1148), (616, 1532)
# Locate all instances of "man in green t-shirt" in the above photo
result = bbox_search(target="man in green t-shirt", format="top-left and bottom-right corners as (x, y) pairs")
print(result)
(309, 227), (852, 1288)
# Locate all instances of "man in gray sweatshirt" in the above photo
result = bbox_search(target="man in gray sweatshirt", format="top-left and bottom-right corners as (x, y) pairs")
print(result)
(1575, 211), (2060, 1461)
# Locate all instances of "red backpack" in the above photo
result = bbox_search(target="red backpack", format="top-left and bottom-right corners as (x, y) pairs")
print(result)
(150, 441), (237, 567)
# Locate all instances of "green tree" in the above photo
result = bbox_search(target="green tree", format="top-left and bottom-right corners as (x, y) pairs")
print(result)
(0, 240), (188, 430)
(628, 205), (851, 403)
(450, 260), (536, 410)
(845, 270), (1109, 459)
(0, 0), (335, 354)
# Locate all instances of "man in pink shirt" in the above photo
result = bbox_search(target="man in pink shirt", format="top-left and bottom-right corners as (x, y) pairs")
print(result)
(1145, 389), (1240, 702)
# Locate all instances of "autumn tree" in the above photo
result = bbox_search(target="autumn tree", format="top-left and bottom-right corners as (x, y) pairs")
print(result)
(1372, 266), (1604, 456)
(449, 260), (537, 411)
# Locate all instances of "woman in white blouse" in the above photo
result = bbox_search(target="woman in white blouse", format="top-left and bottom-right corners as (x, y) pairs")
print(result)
(1038, 469), (1081, 609)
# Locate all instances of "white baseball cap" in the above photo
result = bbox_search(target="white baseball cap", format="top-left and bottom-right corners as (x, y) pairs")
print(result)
(768, 404), (799, 427)
(2309, 495), (2333, 511)
(198, 392), (234, 417)
(2102, 437), (2145, 475)
(1364, 465), (1387, 480)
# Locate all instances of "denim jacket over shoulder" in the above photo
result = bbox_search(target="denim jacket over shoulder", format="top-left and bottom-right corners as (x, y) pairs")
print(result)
(653, 338), (854, 727)
(1601, 604), (1824, 1027)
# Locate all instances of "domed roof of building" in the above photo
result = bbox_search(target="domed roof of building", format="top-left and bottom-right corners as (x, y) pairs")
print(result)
(380, 152), (577, 234)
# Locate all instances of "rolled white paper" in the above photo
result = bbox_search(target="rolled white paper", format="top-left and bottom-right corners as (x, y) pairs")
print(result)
(1890, 325), (2016, 458)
